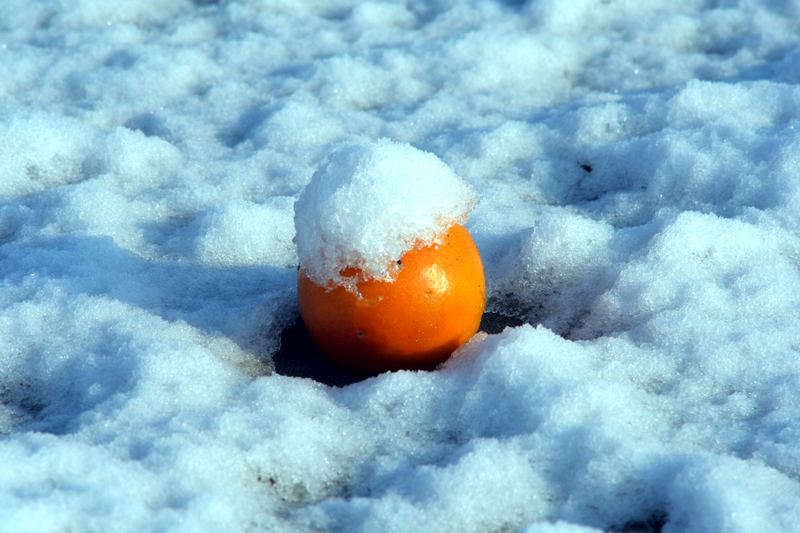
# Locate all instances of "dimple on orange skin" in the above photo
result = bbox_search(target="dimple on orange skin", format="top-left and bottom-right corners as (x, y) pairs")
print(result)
(298, 224), (486, 374)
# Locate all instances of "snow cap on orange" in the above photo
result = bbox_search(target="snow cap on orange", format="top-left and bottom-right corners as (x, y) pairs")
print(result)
(294, 139), (477, 290)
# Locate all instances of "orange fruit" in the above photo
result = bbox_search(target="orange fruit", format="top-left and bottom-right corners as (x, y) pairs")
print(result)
(297, 224), (485, 373)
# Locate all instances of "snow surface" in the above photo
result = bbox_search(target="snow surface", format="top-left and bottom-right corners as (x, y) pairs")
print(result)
(2, 1), (800, 532)
(294, 139), (476, 288)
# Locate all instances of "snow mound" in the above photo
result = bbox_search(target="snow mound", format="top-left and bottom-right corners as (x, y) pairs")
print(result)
(294, 139), (477, 288)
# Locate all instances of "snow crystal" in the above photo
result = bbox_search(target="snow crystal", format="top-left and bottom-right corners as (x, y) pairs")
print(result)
(195, 197), (297, 267)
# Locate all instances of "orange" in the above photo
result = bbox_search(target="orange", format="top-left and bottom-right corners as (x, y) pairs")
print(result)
(298, 224), (485, 374)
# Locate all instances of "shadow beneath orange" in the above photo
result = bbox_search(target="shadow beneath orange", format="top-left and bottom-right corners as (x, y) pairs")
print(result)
(272, 317), (368, 387)
(272, 311), (524, 387)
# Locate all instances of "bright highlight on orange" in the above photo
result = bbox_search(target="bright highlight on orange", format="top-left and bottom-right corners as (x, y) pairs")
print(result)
(298, 224), (486, 374)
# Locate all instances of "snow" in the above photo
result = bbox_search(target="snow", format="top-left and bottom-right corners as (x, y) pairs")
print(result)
(2, 1), (800, 532)
(294, 139), (476, 288)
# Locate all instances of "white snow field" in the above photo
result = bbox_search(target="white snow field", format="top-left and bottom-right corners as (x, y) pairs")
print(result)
(2, 1), (800, 532)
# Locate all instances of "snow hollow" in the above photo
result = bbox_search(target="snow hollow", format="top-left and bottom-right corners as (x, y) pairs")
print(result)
(2, 1), (800, 532)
